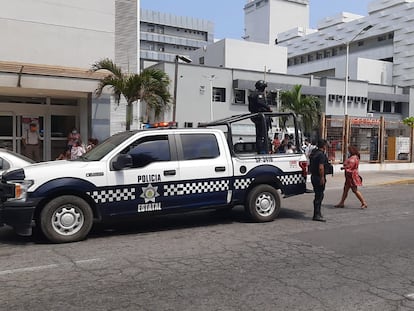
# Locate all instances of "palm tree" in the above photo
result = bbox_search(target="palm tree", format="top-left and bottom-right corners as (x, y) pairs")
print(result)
(91, 58), (171, 130)
(279, 85), (321, 137)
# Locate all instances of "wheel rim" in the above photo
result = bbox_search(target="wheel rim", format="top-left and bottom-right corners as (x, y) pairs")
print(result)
(254, 192), (275, 217)
(51, 204), (84, 236)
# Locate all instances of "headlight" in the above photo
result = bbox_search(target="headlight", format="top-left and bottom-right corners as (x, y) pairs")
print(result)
(8, 180), (34, 201)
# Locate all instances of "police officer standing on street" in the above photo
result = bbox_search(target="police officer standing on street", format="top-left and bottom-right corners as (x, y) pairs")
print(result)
(248, 80), (272, 153)
(309, 139), (329, 222)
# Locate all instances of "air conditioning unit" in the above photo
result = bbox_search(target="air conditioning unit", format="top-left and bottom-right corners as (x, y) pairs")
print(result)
(367, 113), (374, 117)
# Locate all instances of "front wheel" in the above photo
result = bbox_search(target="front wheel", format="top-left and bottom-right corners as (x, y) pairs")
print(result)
(40, 195), (93, 243)
(246, 185), (281, 222)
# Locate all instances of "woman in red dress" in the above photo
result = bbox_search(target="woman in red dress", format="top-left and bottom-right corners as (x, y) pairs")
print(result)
(334, 145), (368, 209)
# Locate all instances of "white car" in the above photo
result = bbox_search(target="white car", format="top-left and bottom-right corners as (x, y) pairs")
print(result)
(0, 149), (35, 176)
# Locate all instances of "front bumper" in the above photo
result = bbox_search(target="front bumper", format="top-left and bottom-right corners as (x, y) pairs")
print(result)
(0, 198), (40, 236)
(0, 182), (16, 202)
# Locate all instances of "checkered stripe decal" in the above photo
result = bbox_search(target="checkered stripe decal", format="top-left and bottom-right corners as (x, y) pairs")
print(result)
(234, 178), (254, 190)
(88, 188), (136, 203)
(164, 180), (229, 196)
(279, 174), (305, 185)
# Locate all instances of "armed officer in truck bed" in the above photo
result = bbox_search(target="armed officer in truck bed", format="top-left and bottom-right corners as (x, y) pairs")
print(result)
(248, 80), (272, 153)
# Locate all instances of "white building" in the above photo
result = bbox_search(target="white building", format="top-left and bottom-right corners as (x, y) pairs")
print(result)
(1, 0), (414, 163)
(243, 0), (414, 117)
(0, 0), (122, 161)
(140, 9), (214, 68)
(243, 0), (310, 44)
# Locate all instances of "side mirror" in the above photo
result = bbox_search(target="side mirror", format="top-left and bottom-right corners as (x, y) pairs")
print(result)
(112, 154), (133, 170)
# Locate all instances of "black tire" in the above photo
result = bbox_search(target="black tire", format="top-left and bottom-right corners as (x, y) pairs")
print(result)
(246, 184), (281, 222)
(40, 195), (93, 243)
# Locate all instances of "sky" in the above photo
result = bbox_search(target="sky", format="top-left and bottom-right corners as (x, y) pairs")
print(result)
(140, 0), (372, 40)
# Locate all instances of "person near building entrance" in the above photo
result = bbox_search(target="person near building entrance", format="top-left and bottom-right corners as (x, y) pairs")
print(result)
(334, 145), (368, 209)
(67, 127), (80, 150)
(248, 80), (272, 154)
(309, 139), (329, 222)
(22, 123), (41, 162)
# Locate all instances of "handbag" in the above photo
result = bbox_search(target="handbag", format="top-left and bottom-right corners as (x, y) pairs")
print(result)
(325, 162), (334, 175)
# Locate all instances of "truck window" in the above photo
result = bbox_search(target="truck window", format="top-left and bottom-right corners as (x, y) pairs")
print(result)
(125, 135), (170, 168)
(180, 134), (220, 160)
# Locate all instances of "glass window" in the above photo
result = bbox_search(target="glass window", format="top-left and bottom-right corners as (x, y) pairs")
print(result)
(234, 89), (246, 104)
(51, 115), (76, 138)
(126, 135), (170, 168)
(383, 101), (392, 112)
(0, 157), (10, 170)
(180, 134), (219, 160)
(378, 35), (387, 42)
(394, 102), (402, 113)
(213, 87), (226, 102)
(0, 116), (13, 136)
(372, 100), (381, 112)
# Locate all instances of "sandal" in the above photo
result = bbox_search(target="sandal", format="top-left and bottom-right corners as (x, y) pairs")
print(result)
(361, 203), (368, 209)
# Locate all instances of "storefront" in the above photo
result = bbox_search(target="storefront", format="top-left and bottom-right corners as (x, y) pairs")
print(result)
(0, 62), (109, 162)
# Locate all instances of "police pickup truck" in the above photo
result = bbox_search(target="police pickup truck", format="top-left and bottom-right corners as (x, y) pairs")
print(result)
(0, 112), (308, 243)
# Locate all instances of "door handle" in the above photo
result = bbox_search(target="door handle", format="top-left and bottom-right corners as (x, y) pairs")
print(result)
(164, 170), (176, 176)
(215, 166), (226, 172)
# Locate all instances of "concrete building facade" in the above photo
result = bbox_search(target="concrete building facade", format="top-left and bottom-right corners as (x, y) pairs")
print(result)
(0, 0), (120, 161)
(1, 0), (414, 164)
(243, 0), (310, 44)
(140, 8), (214, 68)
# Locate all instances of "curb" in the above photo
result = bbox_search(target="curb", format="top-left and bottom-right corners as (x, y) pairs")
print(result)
(376, 179), (414, 186)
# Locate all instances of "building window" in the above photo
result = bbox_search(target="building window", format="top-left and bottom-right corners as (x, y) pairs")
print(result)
(388, 33), (394, 40)
(199, 57), (205, 65)
(308, 54), (314, 61)
(324, 50), (331, 58)
(234, 89), (246, 104)
(147, 24), (155, 32)
(394, 102), (402, 113)
(316, 52), (323, 60)
(383, 101), (392, 112)
(156, 25), (164, 34)
(294, 57), (300, 65)
(213, 87), (226, 102)
(358, 41), (364, 46)
(372, 100), (381, 112)
(378, 35), (387, 42)
(300, 56), (306, 63)
(332, 48), (337, 56)
(157, 44), (164, 52)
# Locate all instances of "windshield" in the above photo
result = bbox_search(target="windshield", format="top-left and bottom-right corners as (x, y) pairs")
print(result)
(80, 131), (137, 161)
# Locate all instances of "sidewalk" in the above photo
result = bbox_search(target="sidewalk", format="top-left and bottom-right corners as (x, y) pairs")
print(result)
(325, 163), (414, 189)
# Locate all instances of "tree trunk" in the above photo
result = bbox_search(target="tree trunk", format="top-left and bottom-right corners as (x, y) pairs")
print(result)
(126, 102), (133, 131)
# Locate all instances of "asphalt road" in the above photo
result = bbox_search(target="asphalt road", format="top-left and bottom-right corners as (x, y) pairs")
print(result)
(0, 182), (414, 311)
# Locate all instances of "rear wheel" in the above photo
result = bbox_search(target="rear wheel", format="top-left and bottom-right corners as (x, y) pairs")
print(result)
(40, 195), (93, 243)
(246, 185), (281, 222)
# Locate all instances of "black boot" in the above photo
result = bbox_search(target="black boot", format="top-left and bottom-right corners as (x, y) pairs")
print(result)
(313, 205), (326, 222)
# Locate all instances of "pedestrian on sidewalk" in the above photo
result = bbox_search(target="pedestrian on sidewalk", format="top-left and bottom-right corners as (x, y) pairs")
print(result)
(309, 139), (329, 222)
(334, 145), (368, 209)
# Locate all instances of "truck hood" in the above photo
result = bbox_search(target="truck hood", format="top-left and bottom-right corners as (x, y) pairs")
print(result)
(21, 160), (106, 183)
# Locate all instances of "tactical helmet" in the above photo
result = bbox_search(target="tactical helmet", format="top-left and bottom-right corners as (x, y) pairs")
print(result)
(255, 80), (267, 91)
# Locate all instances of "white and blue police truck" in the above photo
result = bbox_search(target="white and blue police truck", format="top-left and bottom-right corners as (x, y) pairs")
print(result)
(0, 112), (308, 243)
